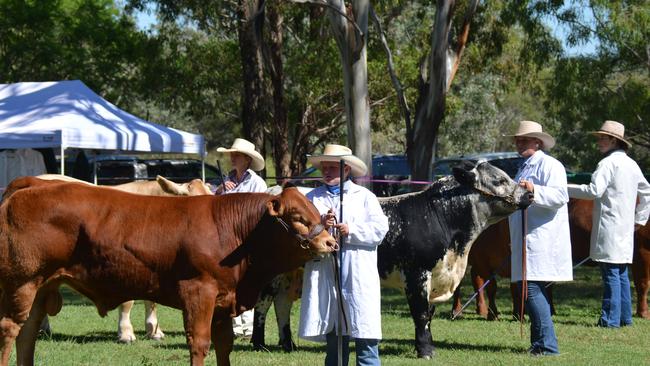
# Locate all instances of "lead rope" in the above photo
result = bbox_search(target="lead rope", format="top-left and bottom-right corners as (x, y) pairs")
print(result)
(520, 208), (528, 338)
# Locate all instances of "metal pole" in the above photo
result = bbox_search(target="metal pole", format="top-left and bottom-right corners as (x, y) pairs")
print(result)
(520, 208), (527, 338)
(337, 159), (345, 366)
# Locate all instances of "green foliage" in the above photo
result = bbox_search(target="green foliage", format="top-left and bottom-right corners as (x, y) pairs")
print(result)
(0, 0), (147, 94)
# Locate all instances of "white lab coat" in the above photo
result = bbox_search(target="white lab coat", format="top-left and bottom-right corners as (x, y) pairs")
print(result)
(223, 169), (267, 193)
(299, 180), (388, 341)
(509, 151), (573, 282)
(567, 150), (650, 264)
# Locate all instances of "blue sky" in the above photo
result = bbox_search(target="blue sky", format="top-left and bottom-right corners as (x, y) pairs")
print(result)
(134, 6), (598, 56)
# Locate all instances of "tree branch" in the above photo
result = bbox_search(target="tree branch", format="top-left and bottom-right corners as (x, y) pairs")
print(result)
(448, 0), (479, 89)
(369, 4), (411, 143)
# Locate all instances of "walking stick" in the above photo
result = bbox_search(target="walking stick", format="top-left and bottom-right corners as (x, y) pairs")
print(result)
(520, 208), (528, 338)
(336, 159), (345, 366)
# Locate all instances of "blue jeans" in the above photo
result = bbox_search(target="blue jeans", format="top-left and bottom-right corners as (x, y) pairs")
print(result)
(598, 263), (633, 328)
(325, 331), (380, 366)
(518, 281), (559, 355)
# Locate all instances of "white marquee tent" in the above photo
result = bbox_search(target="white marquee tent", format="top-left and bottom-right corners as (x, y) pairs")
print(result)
(0, 80), (206, 175)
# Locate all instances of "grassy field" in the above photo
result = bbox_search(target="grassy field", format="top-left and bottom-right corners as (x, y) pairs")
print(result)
(11, 266), (650, 365)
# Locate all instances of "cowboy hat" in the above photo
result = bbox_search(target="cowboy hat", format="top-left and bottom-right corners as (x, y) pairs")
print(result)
(307, 144), (368, 177)
(506, 120), (556, 149)
(216, 138), (265, 171)
(590, 120), (631, 147)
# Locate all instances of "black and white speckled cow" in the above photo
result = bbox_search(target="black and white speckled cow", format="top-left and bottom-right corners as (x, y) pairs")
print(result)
(377, 161), (532, 358)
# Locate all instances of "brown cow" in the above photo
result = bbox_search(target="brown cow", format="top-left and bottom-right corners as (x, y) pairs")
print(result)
(0, 177), (335, 366)
(452, 198), (649, 319)
(35, 174), (213, 341)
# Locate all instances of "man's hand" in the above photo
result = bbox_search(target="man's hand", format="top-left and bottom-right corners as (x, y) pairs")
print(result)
(322, 209), (337, 229)
(519, 179), (534, 193)
(335, 223), (349, 237)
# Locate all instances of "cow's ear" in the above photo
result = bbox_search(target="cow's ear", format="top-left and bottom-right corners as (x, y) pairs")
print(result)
(266, 198), (284, 217)
(157, 175), (188, 195)
(452, 161), (477, 185)
(283, 181), (297, 189)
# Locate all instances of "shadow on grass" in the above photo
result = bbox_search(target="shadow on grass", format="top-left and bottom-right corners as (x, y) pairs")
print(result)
(380, 338), (523, 356)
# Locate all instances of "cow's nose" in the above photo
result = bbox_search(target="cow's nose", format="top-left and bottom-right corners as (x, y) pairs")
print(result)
(326, 238), (339, 252)
(519, 191), (534, 208)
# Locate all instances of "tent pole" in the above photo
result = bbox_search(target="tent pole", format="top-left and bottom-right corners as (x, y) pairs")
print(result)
(60, 145), (65, 175)
(201, 142), (207, 181)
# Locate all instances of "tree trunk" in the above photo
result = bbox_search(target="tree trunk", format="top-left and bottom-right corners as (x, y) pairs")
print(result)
(238, 0), (267, 168)
(327, 0), (372, 176)
(265, 2), (291, 184)
(408, 0), (454, 182)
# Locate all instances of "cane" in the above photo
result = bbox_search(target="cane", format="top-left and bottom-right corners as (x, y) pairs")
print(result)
(520, 208), (528, 338)
(336, 159), (345, 366)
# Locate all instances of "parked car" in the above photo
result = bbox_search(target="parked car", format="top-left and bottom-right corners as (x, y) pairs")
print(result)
(63, 155), (223, 186)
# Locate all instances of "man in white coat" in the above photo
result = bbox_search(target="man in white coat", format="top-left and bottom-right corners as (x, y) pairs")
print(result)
(299, 144), (389, 366)
(568, 120), (650, 328)
(507, 121), (573, 356)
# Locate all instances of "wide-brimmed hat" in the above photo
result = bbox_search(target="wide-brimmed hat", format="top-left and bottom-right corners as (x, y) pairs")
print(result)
(216, 138), (265, 171)
(506, 120), (556, 149)
(307, 144), (368, 177)
(590, 120), (631, 147)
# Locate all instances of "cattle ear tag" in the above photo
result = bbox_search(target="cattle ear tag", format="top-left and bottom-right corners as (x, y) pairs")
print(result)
(266, 198), (284, 217)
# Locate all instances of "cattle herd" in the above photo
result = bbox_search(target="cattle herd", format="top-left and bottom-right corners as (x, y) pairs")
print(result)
(0, 162), (647, 365)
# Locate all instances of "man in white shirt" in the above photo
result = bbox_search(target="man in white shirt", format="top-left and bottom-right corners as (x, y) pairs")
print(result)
(299, 144), (388, 366)
(507, 121), (572, 356)
(568, 120), (650, 328)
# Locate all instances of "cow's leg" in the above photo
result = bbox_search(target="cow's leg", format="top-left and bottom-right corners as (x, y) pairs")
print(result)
(632, 246), (650, 319)
(144, 301), (164, 340)
(486, 277), (499, 321)
(39, 317), (51, 338)
(251, 297), (272, 351)
(211, 312), (234, 366)
(15, 288), (61, 366)
(117, 301), (136, 343)
(510, 282), (523, 321)
(470, 269), (489, 318)
(404, 269), (435, 359)
(0, 283), (40, 366)
(181, 286), (217, 366)
(451, 287), (463, 318)
(273, 291), (296, 352)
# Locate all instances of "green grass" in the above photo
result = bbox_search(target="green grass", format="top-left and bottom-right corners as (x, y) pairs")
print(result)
(12, 266), (650, 365)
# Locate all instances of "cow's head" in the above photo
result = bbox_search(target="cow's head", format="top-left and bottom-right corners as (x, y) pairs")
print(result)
(266, 185), (337, 257)
(156, 175), (213, 196)
(453, 161), (533, 223)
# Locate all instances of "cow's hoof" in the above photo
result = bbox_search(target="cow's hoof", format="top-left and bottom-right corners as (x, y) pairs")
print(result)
(418, 352), (435, 359)
(118, 334), (136, 343)
(637, 312), (650, 319)
(280, 341), (297, 353)
(146, 330), (165, 341)
(252, 343), (270, 352)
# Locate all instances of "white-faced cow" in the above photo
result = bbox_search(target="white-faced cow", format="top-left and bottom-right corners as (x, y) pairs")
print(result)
(0, 177), (335, 366)
(377, 161), (533, 358)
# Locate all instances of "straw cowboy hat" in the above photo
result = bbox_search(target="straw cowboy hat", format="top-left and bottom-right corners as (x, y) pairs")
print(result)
(507, 120), (556, 149)
(307, 144), (368, 177)
(217, 138), (265, 171)
(591, 120), (632, 147)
